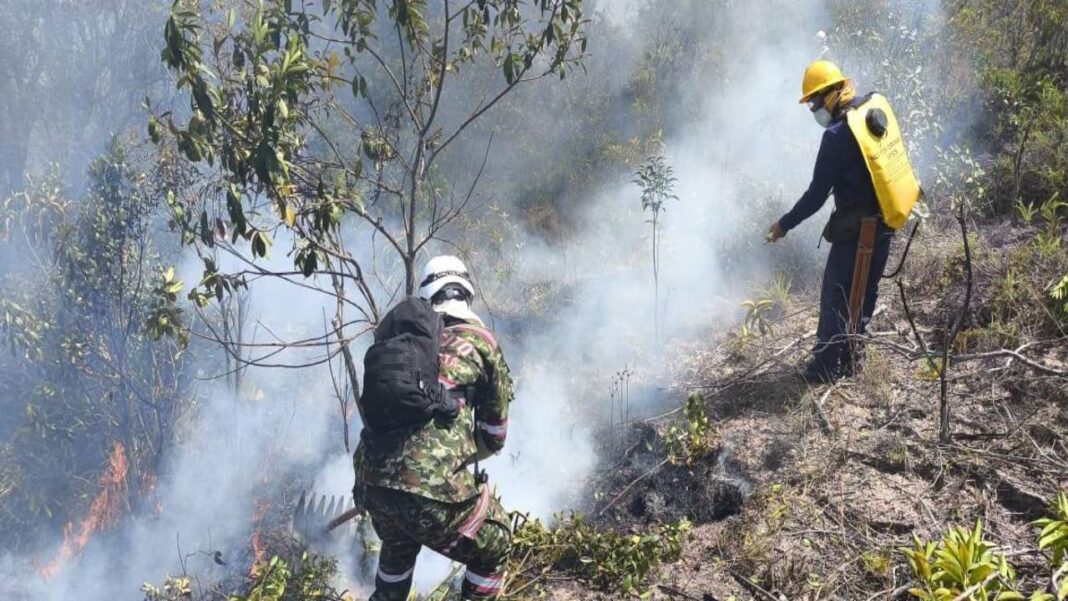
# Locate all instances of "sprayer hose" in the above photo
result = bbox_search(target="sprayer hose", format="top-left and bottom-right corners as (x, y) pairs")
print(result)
(882, 217), (921, 280)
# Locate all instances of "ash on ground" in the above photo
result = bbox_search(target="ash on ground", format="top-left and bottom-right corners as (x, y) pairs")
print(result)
(594, 423), (752, 526)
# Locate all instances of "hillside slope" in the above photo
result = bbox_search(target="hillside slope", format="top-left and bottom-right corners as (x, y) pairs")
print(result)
(540, 212), (1068, 600)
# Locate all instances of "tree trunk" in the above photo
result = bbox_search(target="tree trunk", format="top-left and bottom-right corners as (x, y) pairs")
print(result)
(1, 125), (31, 194)
(405, 146), (427, 295)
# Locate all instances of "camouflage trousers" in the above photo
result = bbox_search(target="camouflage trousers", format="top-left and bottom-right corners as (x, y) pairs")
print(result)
(363, 485), (512, 601)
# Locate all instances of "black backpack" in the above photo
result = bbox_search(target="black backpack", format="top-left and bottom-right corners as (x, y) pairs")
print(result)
(359, 297), (459, 433)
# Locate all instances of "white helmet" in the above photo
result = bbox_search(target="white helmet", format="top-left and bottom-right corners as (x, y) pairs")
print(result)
(418, 255), (475, 301)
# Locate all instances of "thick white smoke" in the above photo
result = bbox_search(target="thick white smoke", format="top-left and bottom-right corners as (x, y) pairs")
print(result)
(1, 243), (345, 600)
(2, 0), (962, 598)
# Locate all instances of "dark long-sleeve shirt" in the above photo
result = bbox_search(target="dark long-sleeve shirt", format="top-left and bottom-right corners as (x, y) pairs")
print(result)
(778, 103), (879, 232)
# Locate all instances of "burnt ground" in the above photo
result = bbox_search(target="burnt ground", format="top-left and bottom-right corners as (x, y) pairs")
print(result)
(538, 216), (1068, 600)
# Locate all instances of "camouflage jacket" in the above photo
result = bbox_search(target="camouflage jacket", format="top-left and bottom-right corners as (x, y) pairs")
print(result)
(353, 315), (514, 503)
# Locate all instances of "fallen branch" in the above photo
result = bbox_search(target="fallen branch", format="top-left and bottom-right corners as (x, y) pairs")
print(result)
(860, 335), (1068, 377)
(865, 584), (916, 601)
(944, 443), (1067, 473)
(953, 347), (1068, 377)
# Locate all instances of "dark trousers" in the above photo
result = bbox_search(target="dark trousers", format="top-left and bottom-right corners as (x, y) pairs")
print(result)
(364, 486), (512, 601)
(813, 227), (894, 372)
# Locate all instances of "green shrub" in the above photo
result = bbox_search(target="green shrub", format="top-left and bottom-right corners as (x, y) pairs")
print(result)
(507, 513), (692, 597)
(142, 554), (343, 601)
(901, 520), (1022, 601)
(1050, 275), (1068, 320)
(898, 491), (1068, 601)
(663, 393), (714, 465)
(1033, 492), (1068, 599)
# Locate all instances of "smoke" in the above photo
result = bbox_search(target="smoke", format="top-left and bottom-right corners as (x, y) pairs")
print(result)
(453, 0), (960, 556)
(1, 386), (337, 600)
(473, 0), (836, 410)
(0, 239), (349, 599)
(0, 0), (971, 598)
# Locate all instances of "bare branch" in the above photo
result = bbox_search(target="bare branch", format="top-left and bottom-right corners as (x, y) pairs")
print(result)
(422, 0), (450, 138)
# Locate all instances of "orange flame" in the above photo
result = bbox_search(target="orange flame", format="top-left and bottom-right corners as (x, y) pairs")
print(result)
(249, 531), (267, 577)
(248, 499), (271, 577)
(34, 441), (128, 580)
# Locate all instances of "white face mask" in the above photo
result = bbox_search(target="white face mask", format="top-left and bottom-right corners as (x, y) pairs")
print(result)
(813, 107), (833, 127)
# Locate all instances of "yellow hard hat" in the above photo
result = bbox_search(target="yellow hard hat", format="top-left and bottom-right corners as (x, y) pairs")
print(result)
(799, 60), (846, 103)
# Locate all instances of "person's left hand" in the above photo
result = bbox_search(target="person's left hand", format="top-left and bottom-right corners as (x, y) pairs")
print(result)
(765, 221), (786, 243)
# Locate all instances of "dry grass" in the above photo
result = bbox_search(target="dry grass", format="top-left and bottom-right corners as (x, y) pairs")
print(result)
(538, 214), (1068, 600)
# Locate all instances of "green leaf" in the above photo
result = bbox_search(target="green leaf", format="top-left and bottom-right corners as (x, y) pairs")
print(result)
(148, 117), (162, 144)
(503, 53), (515, 84)
(300, 251), (317, 277)
(251, 232), (266, 257)
(1040, 530), (1068, 550)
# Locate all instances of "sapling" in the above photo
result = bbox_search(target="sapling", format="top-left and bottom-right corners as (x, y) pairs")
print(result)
(634, 152), (678, 340)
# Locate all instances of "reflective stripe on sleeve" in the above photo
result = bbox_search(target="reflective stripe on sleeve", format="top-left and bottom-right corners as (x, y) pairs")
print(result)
(477, 420), (507, 438)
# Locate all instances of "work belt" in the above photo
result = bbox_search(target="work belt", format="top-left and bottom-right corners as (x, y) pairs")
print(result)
(847, 217), (879, 337)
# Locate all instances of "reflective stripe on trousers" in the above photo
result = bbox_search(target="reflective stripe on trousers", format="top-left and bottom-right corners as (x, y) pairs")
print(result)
(463, 569), (504, 599)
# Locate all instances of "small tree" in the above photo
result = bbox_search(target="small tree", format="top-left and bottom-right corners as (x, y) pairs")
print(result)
(0, 142), (191, 549)
(633, 151), (677, 339)
(151, 0), (588, 390)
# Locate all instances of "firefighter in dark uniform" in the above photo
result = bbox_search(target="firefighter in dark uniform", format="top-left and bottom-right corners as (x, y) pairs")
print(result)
(766, 60), (921, 383)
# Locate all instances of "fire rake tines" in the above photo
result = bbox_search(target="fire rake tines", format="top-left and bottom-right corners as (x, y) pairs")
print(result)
(291, 490), (361, 544)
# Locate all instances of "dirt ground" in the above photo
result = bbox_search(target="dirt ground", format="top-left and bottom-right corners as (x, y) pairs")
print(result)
(540, 218), (1068, 600)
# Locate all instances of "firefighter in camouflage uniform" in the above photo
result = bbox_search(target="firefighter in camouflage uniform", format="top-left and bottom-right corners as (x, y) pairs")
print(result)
(353, 255), (515, 600)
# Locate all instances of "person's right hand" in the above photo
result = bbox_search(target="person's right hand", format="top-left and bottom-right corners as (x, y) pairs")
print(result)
(765, 221), (786, 244)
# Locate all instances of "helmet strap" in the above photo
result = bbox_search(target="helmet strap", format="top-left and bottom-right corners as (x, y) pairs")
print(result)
(431, 283), (472, 305)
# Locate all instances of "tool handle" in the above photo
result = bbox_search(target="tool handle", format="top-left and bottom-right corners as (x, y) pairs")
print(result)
(325, 506), (363, 533)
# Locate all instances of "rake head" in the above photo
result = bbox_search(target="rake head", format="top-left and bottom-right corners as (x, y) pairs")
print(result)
(291, 490), (360, 545)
